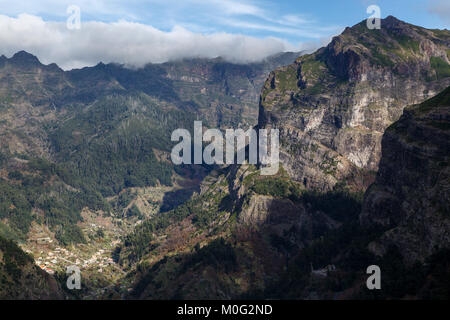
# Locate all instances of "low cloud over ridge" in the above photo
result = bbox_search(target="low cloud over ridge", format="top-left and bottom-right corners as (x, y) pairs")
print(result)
(0, 14), (303, 70)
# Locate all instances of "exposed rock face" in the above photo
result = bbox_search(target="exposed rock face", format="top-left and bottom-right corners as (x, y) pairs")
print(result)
(361, 87), (450, 263)
(161, 52), (302, 128)
(240, 195), (296, 225)
(258, 16), (450, 191)
(0, 50), (301, 158)
(221, 163), (341, 241)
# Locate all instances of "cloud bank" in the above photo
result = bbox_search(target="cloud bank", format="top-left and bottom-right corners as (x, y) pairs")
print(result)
(0, 14), (305, 70)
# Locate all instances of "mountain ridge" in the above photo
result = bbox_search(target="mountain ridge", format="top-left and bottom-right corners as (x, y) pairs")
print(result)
(0, 48), (302, 296)
(258, 15), (450, 191)
(0, 15), (449, 300)
(117, 16), (450, 300)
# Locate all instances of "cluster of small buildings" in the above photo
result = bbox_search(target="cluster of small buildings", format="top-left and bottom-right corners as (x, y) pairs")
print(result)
(27, 223), (121, 279)
(79, 249), (115, 272)
(35, 247), (73, 274)
(33, 245), (116, 276)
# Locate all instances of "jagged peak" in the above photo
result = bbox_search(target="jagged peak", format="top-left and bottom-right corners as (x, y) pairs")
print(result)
(383, 15), (405, 25)
(10, 50), (42, 65)
(343, 15), (411, 36)
(325, 14), (447, 60)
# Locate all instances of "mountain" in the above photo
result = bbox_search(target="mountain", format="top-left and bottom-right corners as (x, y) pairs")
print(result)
(0, 50), (301, 296)
(118, 17), (450, 300)
(1, 15), (449, 300)
(258, 16), (450, 191)
(121, 87), (450, 301)
(0, 50), (302, 157)
(361, 86), (450, 263)
(0, 49), (301, 237)
(0, 235), (63, 299)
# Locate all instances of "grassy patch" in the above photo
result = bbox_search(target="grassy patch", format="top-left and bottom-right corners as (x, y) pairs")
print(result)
(250, 177), (302, 198)
(430, 56), (450, 79)
(276, 66), (298, 92)
(412, 86), (450, 114)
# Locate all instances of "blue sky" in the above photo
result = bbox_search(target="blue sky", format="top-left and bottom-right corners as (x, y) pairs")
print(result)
(0, 0), (448, 69)
(1, 0), (448, 43)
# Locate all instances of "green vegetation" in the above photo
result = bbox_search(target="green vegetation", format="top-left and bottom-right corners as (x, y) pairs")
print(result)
(397, 35), (420, 53)
(129, 237), (238, 299)
(250, 177), (302, 198)
(122, 200), (194, 261)
(0, 153), (109, 244)
(55, 224), (86, 246)
(127, 204), (143, 219)
(428, 120), (450, 130)
(0, 179), (33, 236)
(371, 49), (395, 67)
(0, 92), (202, 246)
(113, 190), (136, 212)
(431, 29), (450, 39)
(0, 222), (20, 241)
(276, 65), (298, 92)
(0, 235), (33, 285)
(319, 156), (340, 176)
(411, 85), (450, 114)
(297, 54), (330, 94)
(122, 176), (232, 262)
(300, 56), (327, 78)
(182, 238), (237, 273)
(49, 94), (189, 196)
(430, 56), (450, 80)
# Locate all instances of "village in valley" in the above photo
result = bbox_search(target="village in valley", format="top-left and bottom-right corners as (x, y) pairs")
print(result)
(25, 229), (119, 276)
(19, 208), (133, 298)
(16, 182), (193, 298)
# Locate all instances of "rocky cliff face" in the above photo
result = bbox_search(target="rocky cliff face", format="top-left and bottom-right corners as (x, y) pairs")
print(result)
(120, 163), (349, 299)
(259, 16), (450, 191)
(361, 86), (450, 263)
(162, 52), (302, 128)
(115, 18), (450, 299)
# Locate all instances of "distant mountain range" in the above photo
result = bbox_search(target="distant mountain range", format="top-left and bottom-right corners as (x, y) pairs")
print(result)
(0, 48), (301, 227)
(0, 48), (301, 298)
(0, 16), (449, 300)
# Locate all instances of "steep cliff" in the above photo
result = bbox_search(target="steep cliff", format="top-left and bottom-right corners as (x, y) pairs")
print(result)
(259, 16), (450, 191)
(118, 19), (450, 300)
(361, 86), (450, 263)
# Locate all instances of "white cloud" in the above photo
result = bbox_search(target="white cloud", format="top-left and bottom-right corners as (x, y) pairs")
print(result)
(221, 18), (323, 38)
(279, 14), (313, 26)
(428, 0), (450, 24)
(0, 14), (302, 70)
(206, 0), (265, 16)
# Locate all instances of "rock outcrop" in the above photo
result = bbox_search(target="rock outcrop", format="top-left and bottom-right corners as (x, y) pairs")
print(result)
(361, 86), (450, 263)
(258, 16), (450, 191)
